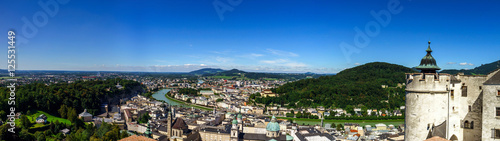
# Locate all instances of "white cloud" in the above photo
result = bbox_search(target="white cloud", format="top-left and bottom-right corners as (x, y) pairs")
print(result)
(250, 53), (263, 57)
(260, 59), (287, 64)
(215, 56), (232, 63)
(354, 63), (361, 65)
(266, 49), (299, 57)
(237, 53), (264, 59)
(210, 50), (233, 55)
(459, 62), (474, 66)
(447, 62), (456, 65)
(284, 62), (307, 67)
(154, 59), (168, 63)
(260, 59), (306, 68)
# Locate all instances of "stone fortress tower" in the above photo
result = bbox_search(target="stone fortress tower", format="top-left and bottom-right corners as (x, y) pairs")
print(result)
(405, 41), (500, 141)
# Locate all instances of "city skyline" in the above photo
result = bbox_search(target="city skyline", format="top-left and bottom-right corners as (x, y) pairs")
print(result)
(1, 0), (500, 73)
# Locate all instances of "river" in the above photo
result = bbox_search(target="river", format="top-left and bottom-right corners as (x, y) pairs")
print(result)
(151, 89), (182, 106)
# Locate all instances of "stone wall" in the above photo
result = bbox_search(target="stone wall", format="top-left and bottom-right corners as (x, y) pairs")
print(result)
(481, 85), (500, 141)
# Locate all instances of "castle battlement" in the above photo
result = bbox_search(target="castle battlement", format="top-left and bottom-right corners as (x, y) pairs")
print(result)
(405, 73), (451, 93)
(406, 73), (451, 83)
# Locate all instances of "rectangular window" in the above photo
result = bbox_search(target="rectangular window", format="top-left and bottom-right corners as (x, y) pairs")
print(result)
(469, 105), (471, 112)
(479, 86), (482, 90)
(451, 90), (454, 97)
(462, 86), (467, 97)
(497, 107), (500, 117)
(493, 129), (500, 139)
(497, 90), (500, 96)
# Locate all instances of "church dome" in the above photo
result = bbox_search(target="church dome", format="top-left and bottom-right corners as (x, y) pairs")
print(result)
(266, 116), (280, 132)
(416, 41), (441, 73)
(237, 113), (242, 119)
(286, 135), (293, 141)
(232, 118), (238, 125)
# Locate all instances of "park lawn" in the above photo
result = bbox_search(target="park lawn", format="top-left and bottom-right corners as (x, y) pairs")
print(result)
(263, 78), (278, 81)
(164, 94), (212, 111)
(15, 110), (72, 128)
(277, 117), (404, 128)
(0, 76), (22, 79)
(211, 76), (234, 79)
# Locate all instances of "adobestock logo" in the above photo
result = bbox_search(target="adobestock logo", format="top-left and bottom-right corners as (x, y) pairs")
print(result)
(213, 0), (243, 21)
(340, 0), (404, 63)
(18, 0), (70, 45)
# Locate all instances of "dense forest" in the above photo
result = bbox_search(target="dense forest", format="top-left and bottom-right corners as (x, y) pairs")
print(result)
(0, 79), (141, 121)
(0, 79), (139, 140)
(440, 60), (500, 75)
(253, 62), (415, 110)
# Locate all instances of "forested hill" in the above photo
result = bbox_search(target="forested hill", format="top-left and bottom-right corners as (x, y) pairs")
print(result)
(189, 68), (225, 75)
(257, 62), (416, 110)
(440, 60), (500, 75)
(0, 79), (142, 119)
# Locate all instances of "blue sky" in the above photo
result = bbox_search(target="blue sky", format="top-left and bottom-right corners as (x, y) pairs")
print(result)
(1, 0), (500, 73)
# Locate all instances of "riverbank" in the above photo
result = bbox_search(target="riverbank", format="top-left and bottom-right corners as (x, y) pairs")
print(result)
(163, 93), (213, 111)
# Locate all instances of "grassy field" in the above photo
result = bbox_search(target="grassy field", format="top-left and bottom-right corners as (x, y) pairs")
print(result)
(15, 110), (72, 128)
(0, 76), (21, 79)
(164, 94), (213, 111)
(276, 117), (404, 127)
(211, 76), (235, 79)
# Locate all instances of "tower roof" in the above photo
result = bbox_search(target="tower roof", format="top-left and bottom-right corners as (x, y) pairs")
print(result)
(237, 113), (242, 119)
(172, 118), (188, 130)
(416, 41), (441, 73)
(232, 115), (238, 124)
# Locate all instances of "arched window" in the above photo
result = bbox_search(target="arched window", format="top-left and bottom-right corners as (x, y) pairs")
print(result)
(464, 120), (470, 129)
(470, 121), (474, 129)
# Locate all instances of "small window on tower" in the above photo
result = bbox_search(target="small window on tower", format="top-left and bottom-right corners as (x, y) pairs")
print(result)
(479, 86), (482, 90)
(462, 86), (468, 97)
(469, 105), (471, 112)
(451, 90), (454, 97)
(497, 90), (500, 96)
(496, 107), (500, 117)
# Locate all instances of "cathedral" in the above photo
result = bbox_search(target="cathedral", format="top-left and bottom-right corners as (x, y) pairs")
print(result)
(148, 106), (293, 141)
(405, 41), (500, 141)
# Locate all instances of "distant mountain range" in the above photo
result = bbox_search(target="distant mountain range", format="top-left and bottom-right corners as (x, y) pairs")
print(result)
(440, 60), (500, 75)
(193, 68), (330, 80)
(188, 68), (225, 75)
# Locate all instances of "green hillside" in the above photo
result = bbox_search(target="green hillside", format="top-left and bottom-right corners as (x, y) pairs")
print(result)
(254, 62), (416, 110)
(189, 68), (225, 75)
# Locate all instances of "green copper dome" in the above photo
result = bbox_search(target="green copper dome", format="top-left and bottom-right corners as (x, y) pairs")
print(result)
(144, 121), (152, 138)
(266, 116), (280, 132)
(269, 139), (277, 141)
(416, 41), (441, 73)
(286, 135), (293, 141)
(232, 115), (238, 124)
(237, 113), (242, 119)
